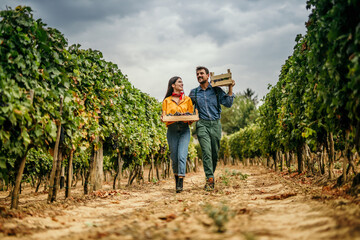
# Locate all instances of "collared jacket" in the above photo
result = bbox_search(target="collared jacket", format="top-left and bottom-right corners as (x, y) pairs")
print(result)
(162, 95), (194, 127)
(189, 83), (234, 121)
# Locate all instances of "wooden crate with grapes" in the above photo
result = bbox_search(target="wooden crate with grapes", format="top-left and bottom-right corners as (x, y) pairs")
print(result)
(210, 69), (234, 87)
(162, 109), (199, 122)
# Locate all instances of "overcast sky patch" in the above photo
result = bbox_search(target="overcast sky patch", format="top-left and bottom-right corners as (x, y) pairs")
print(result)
(2, 0), (309, 101)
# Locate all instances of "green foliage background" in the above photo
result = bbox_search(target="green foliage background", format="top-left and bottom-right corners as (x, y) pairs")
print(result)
(223, 0), (360, 165)
(0, 6), (175, 184)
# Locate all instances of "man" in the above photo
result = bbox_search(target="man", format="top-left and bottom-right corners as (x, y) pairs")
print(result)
(189, 66), (235, 190)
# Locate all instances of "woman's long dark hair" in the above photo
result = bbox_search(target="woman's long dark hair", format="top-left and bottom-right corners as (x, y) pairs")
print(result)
(163, 76), (181, 100)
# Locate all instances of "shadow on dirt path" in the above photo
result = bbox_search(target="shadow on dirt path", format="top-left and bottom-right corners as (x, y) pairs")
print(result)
(1, 165), (360, 240)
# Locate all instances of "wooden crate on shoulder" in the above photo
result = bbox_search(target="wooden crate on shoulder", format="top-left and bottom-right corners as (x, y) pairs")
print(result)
(162, 109), (199, 122)
(210, 69), (234, 87)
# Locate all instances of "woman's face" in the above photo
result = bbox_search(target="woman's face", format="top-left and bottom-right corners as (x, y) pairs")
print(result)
(172, 78), (183, 92)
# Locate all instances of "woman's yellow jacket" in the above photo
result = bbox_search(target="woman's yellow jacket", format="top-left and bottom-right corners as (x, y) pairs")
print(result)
(162, 96), (194, 127)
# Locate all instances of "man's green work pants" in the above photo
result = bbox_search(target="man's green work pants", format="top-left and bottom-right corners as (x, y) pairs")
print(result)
(196, 119), (222, 179)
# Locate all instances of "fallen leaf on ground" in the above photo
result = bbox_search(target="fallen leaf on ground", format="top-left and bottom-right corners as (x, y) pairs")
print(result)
(159, 213), (177, 222)
(237, 208), (251, 214)
(265, 193), (297, 200)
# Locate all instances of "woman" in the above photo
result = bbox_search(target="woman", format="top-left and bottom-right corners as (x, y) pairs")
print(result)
(162, 76), (194, 193)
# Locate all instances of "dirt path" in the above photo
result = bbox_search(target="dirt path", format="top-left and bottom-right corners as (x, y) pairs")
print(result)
(1, 165), (360, 240)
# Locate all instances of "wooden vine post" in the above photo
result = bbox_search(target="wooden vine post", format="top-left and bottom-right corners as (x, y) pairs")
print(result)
(84, 148), (95, 195)
(90, 138), (104, 191)
(10, 147), (31, 209)
(47, 97), (63, 203)
(65, 149), (75, 198)
(328, 132), (335, 180)
(296, 144), (304, 173)
(117, 152), (123, 188)
(151, 153), (155, 181)
(341, 130), (350, 184)
(10, 90), (34, 209)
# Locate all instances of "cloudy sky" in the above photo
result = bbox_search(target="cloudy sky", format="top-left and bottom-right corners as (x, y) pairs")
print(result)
(2, 0), (309, 102)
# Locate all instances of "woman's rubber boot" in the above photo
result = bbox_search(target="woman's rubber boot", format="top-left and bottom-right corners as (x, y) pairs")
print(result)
(176, 177), (183, 193)
(175, 175), (179, 191)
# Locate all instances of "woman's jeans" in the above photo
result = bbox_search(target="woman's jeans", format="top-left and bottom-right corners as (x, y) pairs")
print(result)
(167, 122), (190, 177)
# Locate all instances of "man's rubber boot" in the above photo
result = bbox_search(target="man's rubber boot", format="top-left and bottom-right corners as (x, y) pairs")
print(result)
(204, 177), (214, 191)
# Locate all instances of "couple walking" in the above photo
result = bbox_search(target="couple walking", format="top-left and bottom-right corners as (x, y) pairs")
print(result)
(162, 66), (234, 193)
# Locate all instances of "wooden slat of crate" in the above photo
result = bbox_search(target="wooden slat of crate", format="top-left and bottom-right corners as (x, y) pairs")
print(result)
(210, 69), (234, 87)
(162, 109), (199, 122)
(211, 79), (234, 87)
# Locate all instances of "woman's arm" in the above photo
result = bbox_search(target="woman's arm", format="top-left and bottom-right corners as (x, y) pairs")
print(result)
(161, 99), (167, 122)
(187, 97), (194, 114)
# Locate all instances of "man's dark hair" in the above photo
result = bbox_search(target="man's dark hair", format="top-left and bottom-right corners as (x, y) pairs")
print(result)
(196, 66), (209, 74)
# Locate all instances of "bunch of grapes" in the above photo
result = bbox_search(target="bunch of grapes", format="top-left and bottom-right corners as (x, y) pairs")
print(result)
(167, 112), (192, 116)
(110, 133), (119, 150)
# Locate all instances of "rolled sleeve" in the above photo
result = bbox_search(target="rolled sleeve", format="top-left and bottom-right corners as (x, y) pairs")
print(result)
(218, 88), (234, 108)
(220, 93), (235, 108)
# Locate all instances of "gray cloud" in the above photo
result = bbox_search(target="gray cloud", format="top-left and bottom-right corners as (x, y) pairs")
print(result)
(2, 0), (154, 34)
(1, 0), (309, 101)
